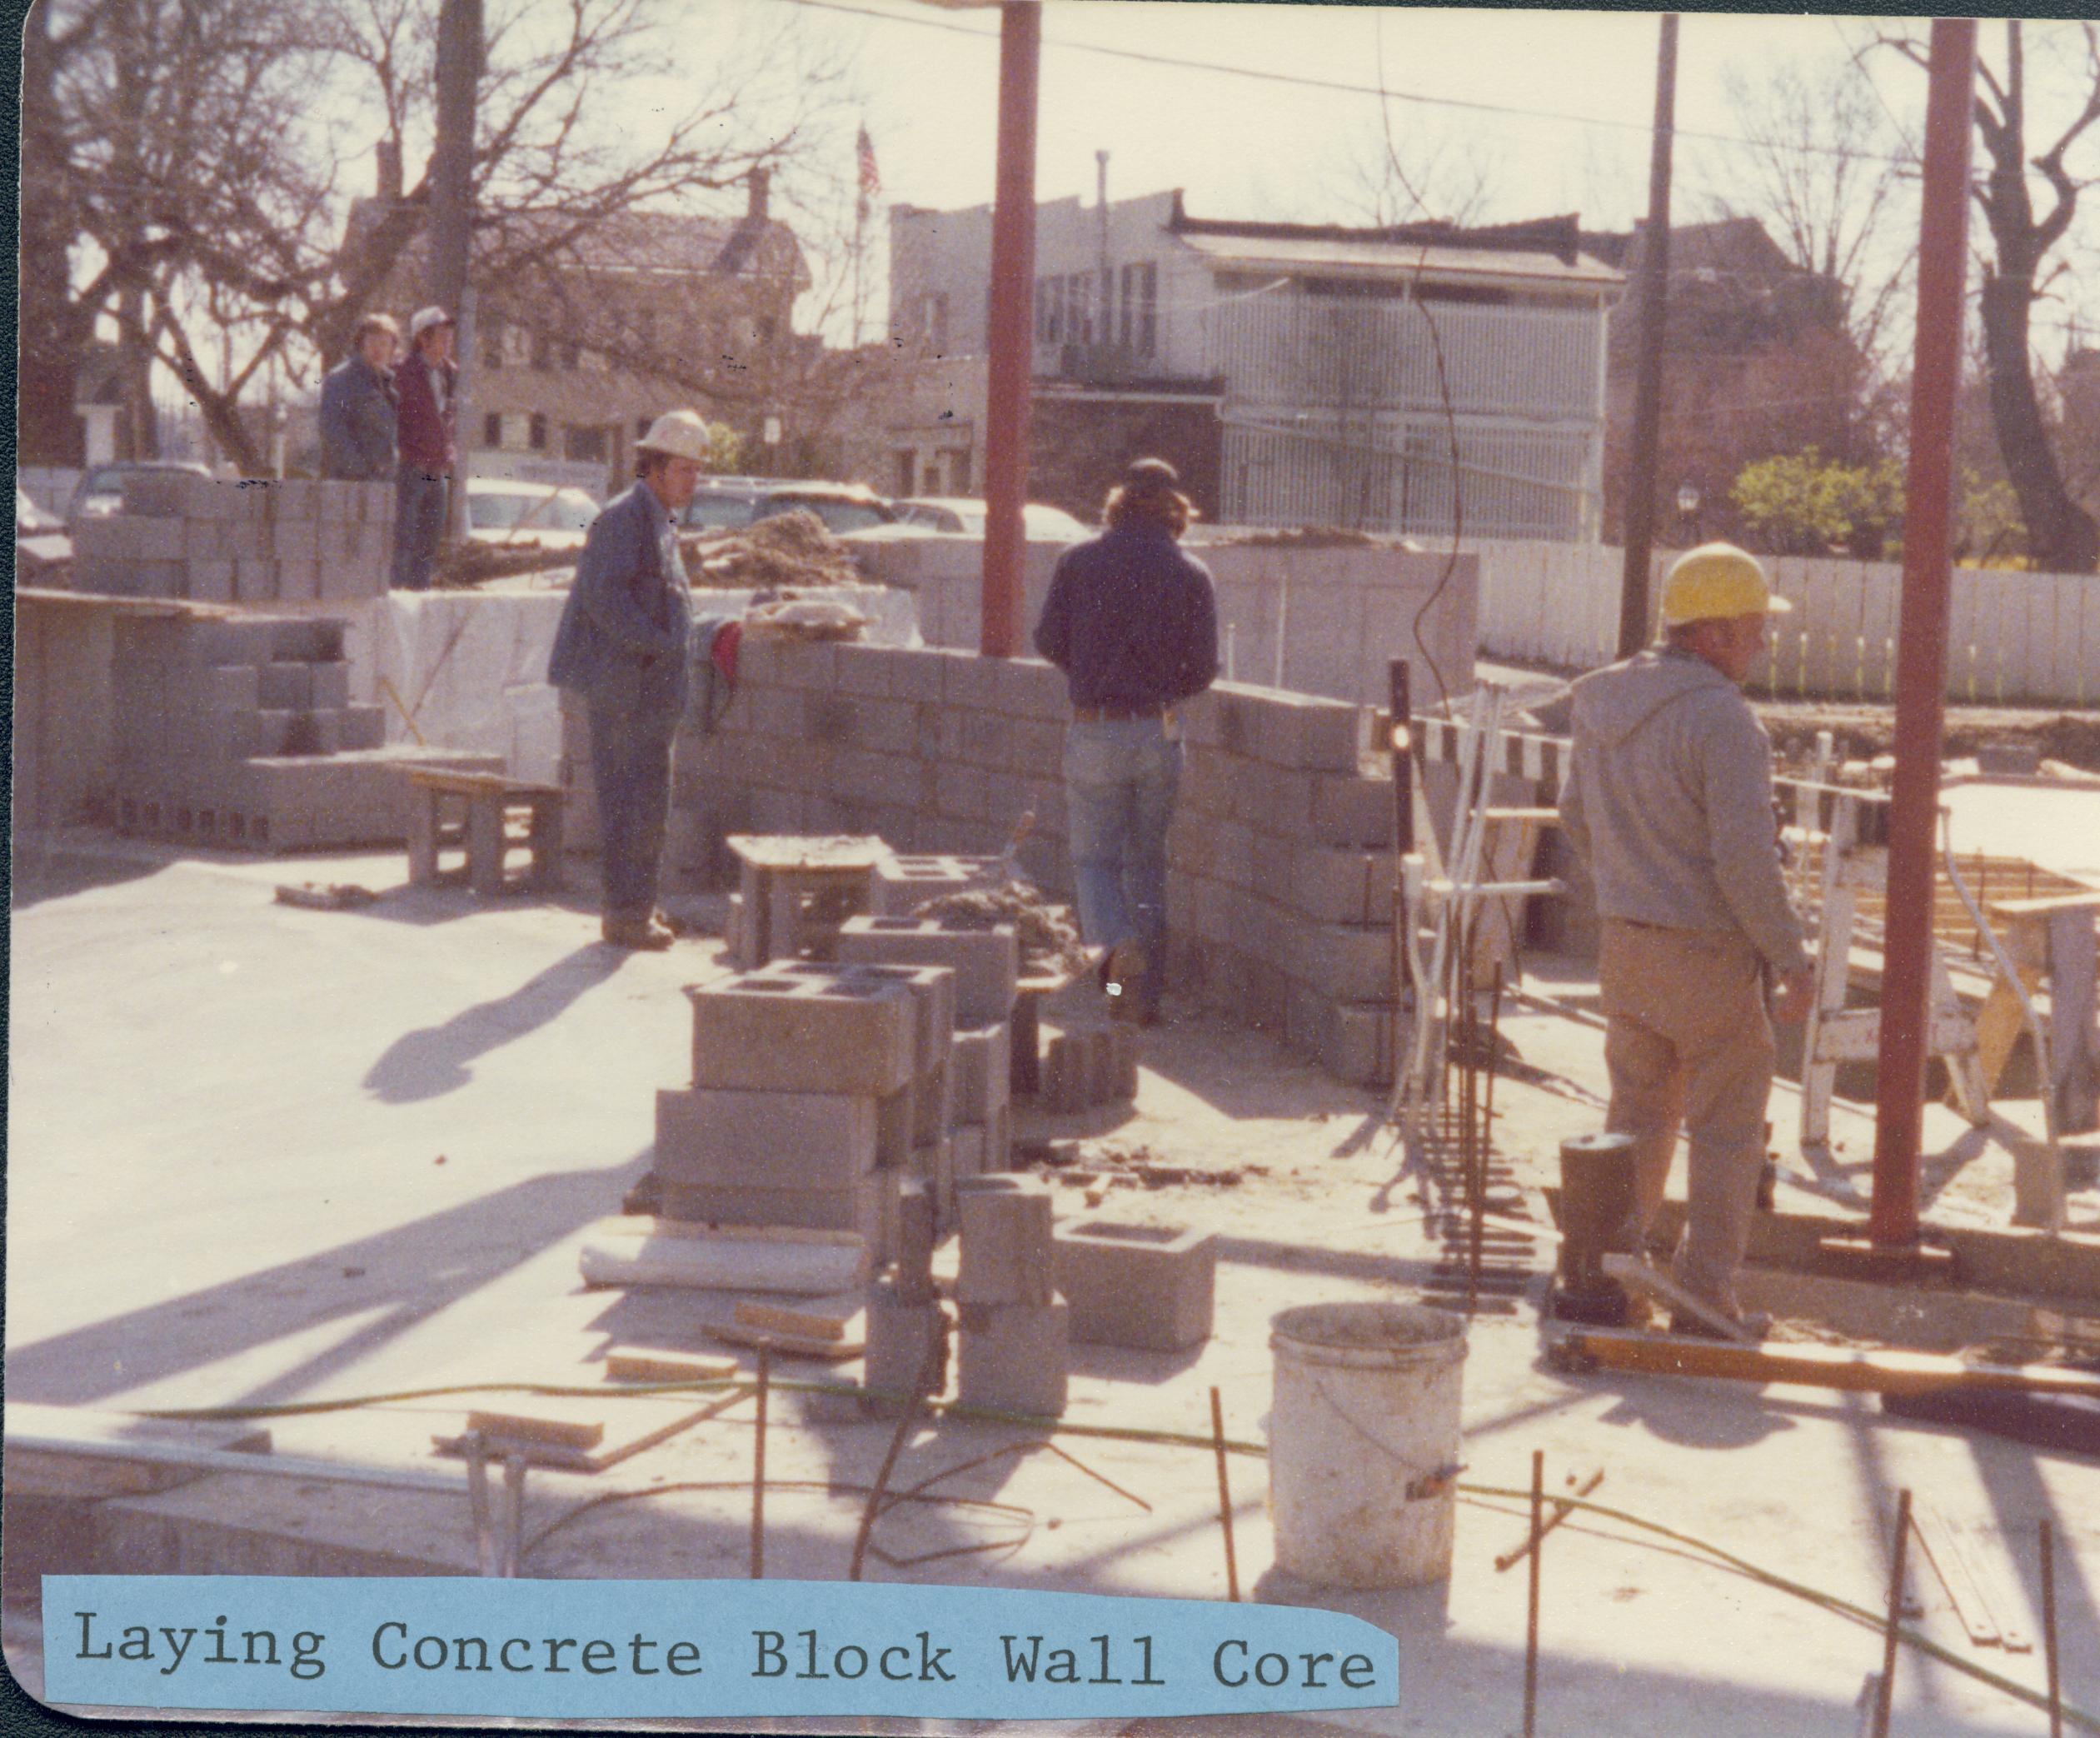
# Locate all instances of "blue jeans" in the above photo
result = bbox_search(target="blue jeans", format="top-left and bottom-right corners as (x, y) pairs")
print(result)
(1064, 717), (1181, 969)
(589, 703), (676, 921)
(392, 469), (447, 592)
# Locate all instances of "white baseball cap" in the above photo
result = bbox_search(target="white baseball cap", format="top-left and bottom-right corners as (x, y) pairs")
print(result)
(407, 306), (455, 342)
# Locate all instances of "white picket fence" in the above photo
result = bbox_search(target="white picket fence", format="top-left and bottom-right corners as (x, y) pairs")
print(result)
(1469, 538), (2100, 707)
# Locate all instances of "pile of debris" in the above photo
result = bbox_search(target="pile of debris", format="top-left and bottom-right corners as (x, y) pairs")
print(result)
(434, 539), (577, 588)
(682, 510), (865, 590)
(914, 880), (1090, 976)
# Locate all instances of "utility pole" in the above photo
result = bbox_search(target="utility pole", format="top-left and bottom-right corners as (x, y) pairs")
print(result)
(1868, 19), (1978, 1250)
(1616, 12), (1679, 657)
(980, 1), (1041, 658)
(430, 0), (481, 542)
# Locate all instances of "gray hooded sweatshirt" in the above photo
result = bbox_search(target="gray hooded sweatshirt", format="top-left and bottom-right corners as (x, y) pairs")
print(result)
(1558, 646), (1809, 977)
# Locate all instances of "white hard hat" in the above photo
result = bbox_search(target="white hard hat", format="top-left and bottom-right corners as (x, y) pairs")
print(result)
(635, 409), (713, 465)
(407, 305), (454, 342)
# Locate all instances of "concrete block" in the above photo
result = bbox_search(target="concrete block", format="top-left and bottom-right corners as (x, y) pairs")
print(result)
(1311, 773), (1397, 850)
(892, 1177), (937, 1304)
(222, 520), (270, 560)
(659, 1172), (880, 1236)
(940, 654), (1005, 711)
(654, 1086), (876, 1190)
(933, 762), (992, 823)
(271, 617), (347, 662)
(956, 1175), (1055, 1306)
(1323, 1000), (1403, 1087)
(1004, 717), (1065, 775)
(910, 1137), (955, 1227)
(874, 854), (983, 915)
(257, 662), (312, 710)
(956, 1296), (1069, 1416)
(1292, 922), (1398, 1002)
(1230, 760), (1315, 833)
(338, 705), (387, 751)
(951, 1122), (987, 1183)
(938, 708), (1013, 770)
(1054, 1221), (1215, 1351)
(883, 649), (951, 704)
(203, 663), (261, 712)
(1284, 844), (1398, 926)
(836, 915), (1019, 1025)
(913, 1056), (952, 1145)
(318, 554), (378, 603)
(188, 561), (236, 604)
(874, 1084), (915, 1168)
(277, 559), (322, 604)
(997, 657), (1070, 721)
(272, 514), (320, 563)
(949, 1021), (1011, 1126)
(864, 1278), (948, 1403)
(687, 971), (916, 1096)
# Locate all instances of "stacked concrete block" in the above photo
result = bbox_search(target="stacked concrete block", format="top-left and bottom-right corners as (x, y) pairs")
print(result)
(675, 969), (920, 1257)
(955, 1176), (1068, 1416)
(950, 1020), (1012, 1173)
(865, 1178), (948, 1409)
(68, 478), (393, 605)
(753, 956), (957, 1149)
(1054, 1221), (1215, 1351)
(872, 854), (1001, 916)
(835, 915), (1019, 1026)
(111, 612), (486, 851)
(1040, 1027), (1140, 1113)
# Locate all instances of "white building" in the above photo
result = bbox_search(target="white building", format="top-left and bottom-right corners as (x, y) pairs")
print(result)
(888, 189), (1623, 539)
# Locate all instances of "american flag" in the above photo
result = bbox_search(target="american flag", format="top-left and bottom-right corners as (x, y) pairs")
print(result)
(856, 126), (880, 201)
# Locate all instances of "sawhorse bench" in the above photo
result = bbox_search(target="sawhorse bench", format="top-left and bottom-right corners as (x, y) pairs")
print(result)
(404, 769), (565, 896)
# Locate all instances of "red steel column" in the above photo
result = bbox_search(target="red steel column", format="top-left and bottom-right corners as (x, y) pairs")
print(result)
(980, 1), (1041, 657)
(1868, 17), (1977, 1247)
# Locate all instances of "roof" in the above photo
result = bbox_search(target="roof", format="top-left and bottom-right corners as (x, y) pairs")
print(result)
(1165, 195), (1620, 291)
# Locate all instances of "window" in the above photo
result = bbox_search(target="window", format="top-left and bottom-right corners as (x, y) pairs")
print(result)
(1035, 276), (1064, 343)
(528, 412), (548, 452)
(565, 423), (606, 462)
(481, 412), (504, 448)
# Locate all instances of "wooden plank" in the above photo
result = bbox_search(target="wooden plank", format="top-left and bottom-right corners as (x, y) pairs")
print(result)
(1553, 1327), (2100, 1399)
(706, 1319), (865, 1361)
(432, 1393), (737, 1472)
(734, 1291), (865, 1343)
(1909, 1501), (2002, 1648)
(604, 1350), (741, 1384)
(462, 1400), (606, 1451)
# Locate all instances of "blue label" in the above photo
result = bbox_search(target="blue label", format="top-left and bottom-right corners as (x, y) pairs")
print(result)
(43, 1576), (1399, 1719)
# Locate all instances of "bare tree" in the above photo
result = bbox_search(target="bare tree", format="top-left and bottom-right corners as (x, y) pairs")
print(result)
(29, 0), (849, 474)
(1707, 56), (1915, 413)
(1883, 19), (2100, 572)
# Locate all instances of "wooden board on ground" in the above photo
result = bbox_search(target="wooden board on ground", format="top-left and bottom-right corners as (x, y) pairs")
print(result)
(462, 1400), (606, 1451)
(734, 1292), (865, 1343)
(4, 1403), (272, 1499)
(1552, 1326), (2100, 1401)
(707, 1319), (866, 1361)
(604, 1350), (741, 1384)
(431, 1392), (741, 1473)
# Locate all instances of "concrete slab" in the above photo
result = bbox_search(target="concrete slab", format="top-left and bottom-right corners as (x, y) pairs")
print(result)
(7, 832), (2100, 1735)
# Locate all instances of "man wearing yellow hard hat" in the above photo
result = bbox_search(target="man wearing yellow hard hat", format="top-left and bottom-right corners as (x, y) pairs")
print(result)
(1557, 542), (1813, 1337)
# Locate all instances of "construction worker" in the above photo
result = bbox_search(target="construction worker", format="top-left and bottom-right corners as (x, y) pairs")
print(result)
(548, 410), (730, 951)
(1558, 542), (1814, 1336)
(1034, 457), (1219, 1024)
(317, 313), (398, 482)
(392, 305), (458, 592)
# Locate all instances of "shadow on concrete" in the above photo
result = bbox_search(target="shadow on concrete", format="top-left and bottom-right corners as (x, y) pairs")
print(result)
(2, 1161), (640, 1411)
(362, 944), (628, 1102)
(7, 847), (166, 911)
(1064, 1339), (1209, 1386)
(1214, 1234), (1443, 1291)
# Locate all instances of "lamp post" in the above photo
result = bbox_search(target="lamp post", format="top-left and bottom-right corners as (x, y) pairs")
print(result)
(1675, 481), (1702, 545)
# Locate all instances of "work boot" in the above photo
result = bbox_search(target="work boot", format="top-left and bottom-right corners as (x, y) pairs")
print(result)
(1668, 1306), (1773, 1343)
(1103, 941), (1148, 1019)
(603, 913), (676, 951)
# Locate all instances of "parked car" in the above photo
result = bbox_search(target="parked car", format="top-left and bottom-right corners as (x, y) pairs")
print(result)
(64, 460), (212, 528)
(681, 478), (898, 537)
(890, 496), (1090, 542)
(16, 487), (72, 584)
(466, 479), (601, 550)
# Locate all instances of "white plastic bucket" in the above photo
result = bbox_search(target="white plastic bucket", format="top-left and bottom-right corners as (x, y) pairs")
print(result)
(1267, 1301), (1469, 1588)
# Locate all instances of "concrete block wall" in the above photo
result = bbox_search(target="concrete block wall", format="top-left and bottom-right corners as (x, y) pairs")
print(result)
(562, 642), (1432, 1087)
(69, 477), (394, 607)
(109, 612), (495, 852)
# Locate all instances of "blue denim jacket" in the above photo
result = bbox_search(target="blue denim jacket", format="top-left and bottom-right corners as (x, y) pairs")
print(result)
(547, 482), (695, 722)
(1034, 522), (1219, 711)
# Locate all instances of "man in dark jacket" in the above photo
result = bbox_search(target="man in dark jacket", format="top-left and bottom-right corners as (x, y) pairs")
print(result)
(391, 305), (458, 591)
(318, 314), (398, 481)
(548, 410), (731, 950)
(1034, 457), (1219, 1021)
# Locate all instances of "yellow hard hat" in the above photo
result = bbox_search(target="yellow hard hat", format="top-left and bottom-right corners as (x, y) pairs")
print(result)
(1659, 542), (1791, 627)
(635, 410), (714, 465)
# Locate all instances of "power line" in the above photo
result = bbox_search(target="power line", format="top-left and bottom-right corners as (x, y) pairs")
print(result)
(786, 0), (1920, 169)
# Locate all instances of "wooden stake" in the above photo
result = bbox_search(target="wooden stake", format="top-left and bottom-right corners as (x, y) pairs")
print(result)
(1523, 1449), (1543, 1736)
(1210, 1386), (1240, 1601)
(751, 1341), (771, 1580)
(2042, 1519), (2062, 1738)
(1872, 1489), (1912, 1738)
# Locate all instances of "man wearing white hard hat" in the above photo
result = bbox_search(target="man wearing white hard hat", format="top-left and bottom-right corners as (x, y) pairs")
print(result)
(549, 410), (731, 949)
(391, 305), (458, 591)
(1557, 542), (1813, 1336)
